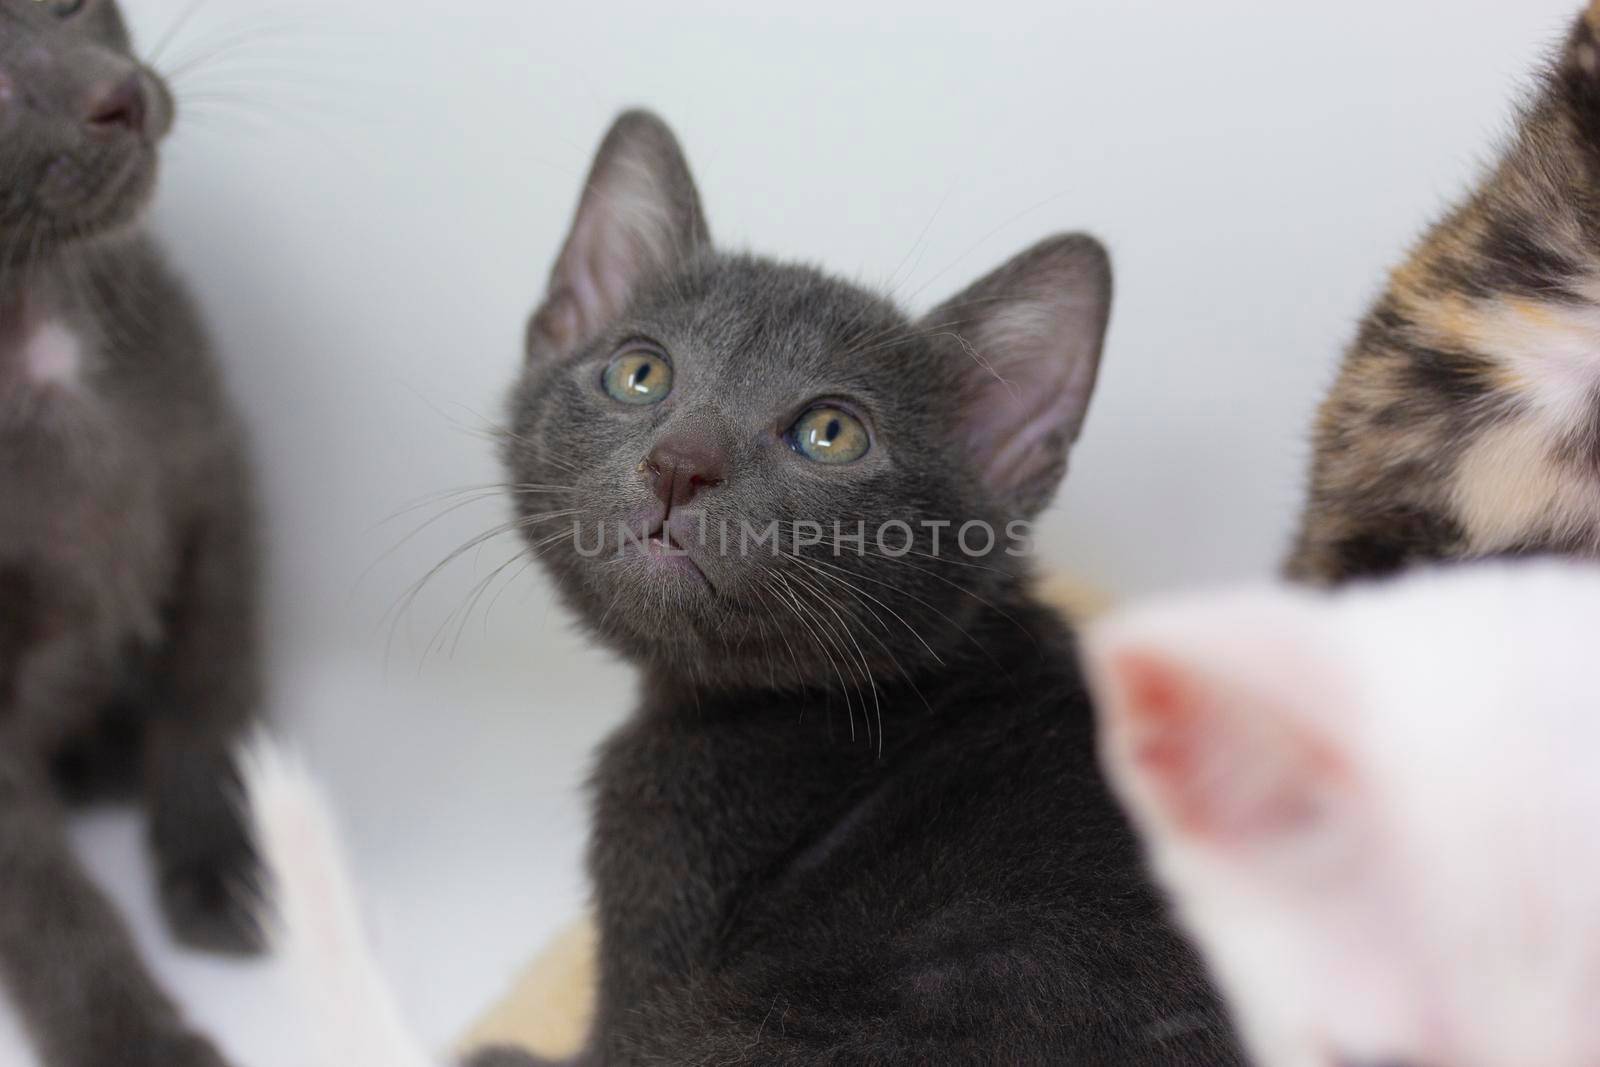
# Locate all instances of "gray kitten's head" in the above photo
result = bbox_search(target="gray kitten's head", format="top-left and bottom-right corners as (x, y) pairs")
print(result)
(0, 0), (173, 261)
(505, 111), (1112, 691)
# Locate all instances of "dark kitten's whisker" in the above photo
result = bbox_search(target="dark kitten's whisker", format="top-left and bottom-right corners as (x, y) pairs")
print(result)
(145, 0), (214, 68)
(159, 15), (338, 84)
(357, 490), (515, 595)
(785, 555), (942, 690)
(775, 571), (869, 741)
(380, 510), (581, 664)
(829, 190), (953, 345)
(503, 442), (589, 480)
(843, 317), (966, 360)
(371, 481), (577, 535)
(773, 523), (1027, 623)
(900, 188), (1070, 307)
(780, 554), (938, 720)
(751, 581), (807, 693)
(782, 555), (934, 678)
(429, 547), (527, 663)
(783, 566), (883, 749)
(595, 588), (625, 634)
(373, 485), (508, 522)
(761, 572), (857, 739)
(755, 573), (846, 715)
(482, 555), (541, 628)
(436, 524), (573, 660)
(785, 549), (1005, 668)
(882, 188), (953, 299)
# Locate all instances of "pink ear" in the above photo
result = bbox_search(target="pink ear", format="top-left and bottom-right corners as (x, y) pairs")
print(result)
(922, 234), (1112, 518)
(528, 110), (710, 363)
(1086, 596), (1356, 855)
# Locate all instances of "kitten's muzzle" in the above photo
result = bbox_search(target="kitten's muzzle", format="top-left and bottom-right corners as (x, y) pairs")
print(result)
(26, 66), (171, 234)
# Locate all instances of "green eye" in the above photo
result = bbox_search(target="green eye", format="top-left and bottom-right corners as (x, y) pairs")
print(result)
(789, 406), (870, 465)
(603, 348), (673, 406)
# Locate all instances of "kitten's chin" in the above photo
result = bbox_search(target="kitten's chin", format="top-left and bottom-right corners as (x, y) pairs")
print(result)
(562, 560), (801, 687)
(33, 146), (159, 247)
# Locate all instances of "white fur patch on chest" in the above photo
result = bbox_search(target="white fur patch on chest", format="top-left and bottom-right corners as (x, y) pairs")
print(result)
(1451, 417), (1600, 553)
(20, 320), (84, 387)
(1463, 289), (1600, 429)
(1440, 286), (1600, 553)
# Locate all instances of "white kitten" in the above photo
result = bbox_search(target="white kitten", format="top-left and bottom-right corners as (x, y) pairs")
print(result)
(1083, 562), (1600, 1067)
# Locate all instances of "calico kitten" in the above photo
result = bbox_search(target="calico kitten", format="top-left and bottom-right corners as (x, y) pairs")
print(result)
(0, 2), (265, 1066)
(1085, 562), (1600, 1067)
(1289, 1), (1600, 583)
(474, 110), (1243, 1065)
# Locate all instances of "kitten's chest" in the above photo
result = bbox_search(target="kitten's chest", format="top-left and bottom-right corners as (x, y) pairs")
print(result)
(0, 316), (172, 647)
(589, 703), (897, 1005)
(1436, 292), (1600, 553)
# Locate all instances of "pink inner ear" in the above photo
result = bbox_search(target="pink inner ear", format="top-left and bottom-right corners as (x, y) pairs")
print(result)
(1110, 650), (1350, 849)
(982, 363), (1091, 492)
(1115, 652), (1224, 838)
(954, 286), (1107, 512)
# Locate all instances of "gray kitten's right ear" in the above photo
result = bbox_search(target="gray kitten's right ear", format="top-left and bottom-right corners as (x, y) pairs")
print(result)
(923, 234), (1112, 519)
(528, 110), (710, 363)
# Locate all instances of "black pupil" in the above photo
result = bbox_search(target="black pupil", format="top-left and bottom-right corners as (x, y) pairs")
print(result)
(633, 363), (652, 388)
(823, 418), (841, 444)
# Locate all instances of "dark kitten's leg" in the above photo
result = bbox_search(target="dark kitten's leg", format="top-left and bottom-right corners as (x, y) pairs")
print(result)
(0, 753), (230, 1067)
(146, 727), (262, 954)
(144, 494), (266, 956)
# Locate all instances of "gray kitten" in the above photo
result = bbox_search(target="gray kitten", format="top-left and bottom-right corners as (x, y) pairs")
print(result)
(481, 111), (1241, 1065)
(0, 2), (263, 1066)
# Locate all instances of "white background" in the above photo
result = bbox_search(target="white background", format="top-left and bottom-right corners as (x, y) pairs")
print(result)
(1, 0), (1583, 1063)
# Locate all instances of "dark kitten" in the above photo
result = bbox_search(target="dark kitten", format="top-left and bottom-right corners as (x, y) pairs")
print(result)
(482, 111), (1242, 1065)
(1289, 2), (1600, 584)
(0, 3), (264, 1066)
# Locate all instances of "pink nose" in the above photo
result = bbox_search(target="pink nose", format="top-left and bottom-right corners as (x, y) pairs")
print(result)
(644, 433), (728, 511)
(84, 75), (146, 136)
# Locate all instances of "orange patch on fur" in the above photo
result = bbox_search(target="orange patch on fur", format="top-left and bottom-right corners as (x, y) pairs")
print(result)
(1399, 291), (1480, 352)
(1507, 298), (1557, 330)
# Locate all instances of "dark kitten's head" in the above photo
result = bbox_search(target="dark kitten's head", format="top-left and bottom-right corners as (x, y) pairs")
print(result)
(0, 0), (173, 260)
(505, 111), (1112, 691)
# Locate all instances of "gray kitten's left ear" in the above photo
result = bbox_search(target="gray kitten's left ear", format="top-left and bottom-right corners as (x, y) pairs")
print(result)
(924, 234), (1112, 518)
(528, 110), (710, 363)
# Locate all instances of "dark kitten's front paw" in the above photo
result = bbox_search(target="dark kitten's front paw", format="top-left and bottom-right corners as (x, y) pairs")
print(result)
(157, 834), (266, 956)
(149, 747), (269, 956)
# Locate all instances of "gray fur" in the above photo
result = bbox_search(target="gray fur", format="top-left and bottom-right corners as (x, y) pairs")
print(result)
(0, 3), (262, 1066)
(493, 111), (1241, 1064)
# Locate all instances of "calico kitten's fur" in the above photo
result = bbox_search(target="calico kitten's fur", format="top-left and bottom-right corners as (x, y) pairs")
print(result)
(1085, 562), (1600, 1067)
(477, 110), (1242, 1065)
(1289, 2), (1600, 583)
(0, 3), (265, 1066)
